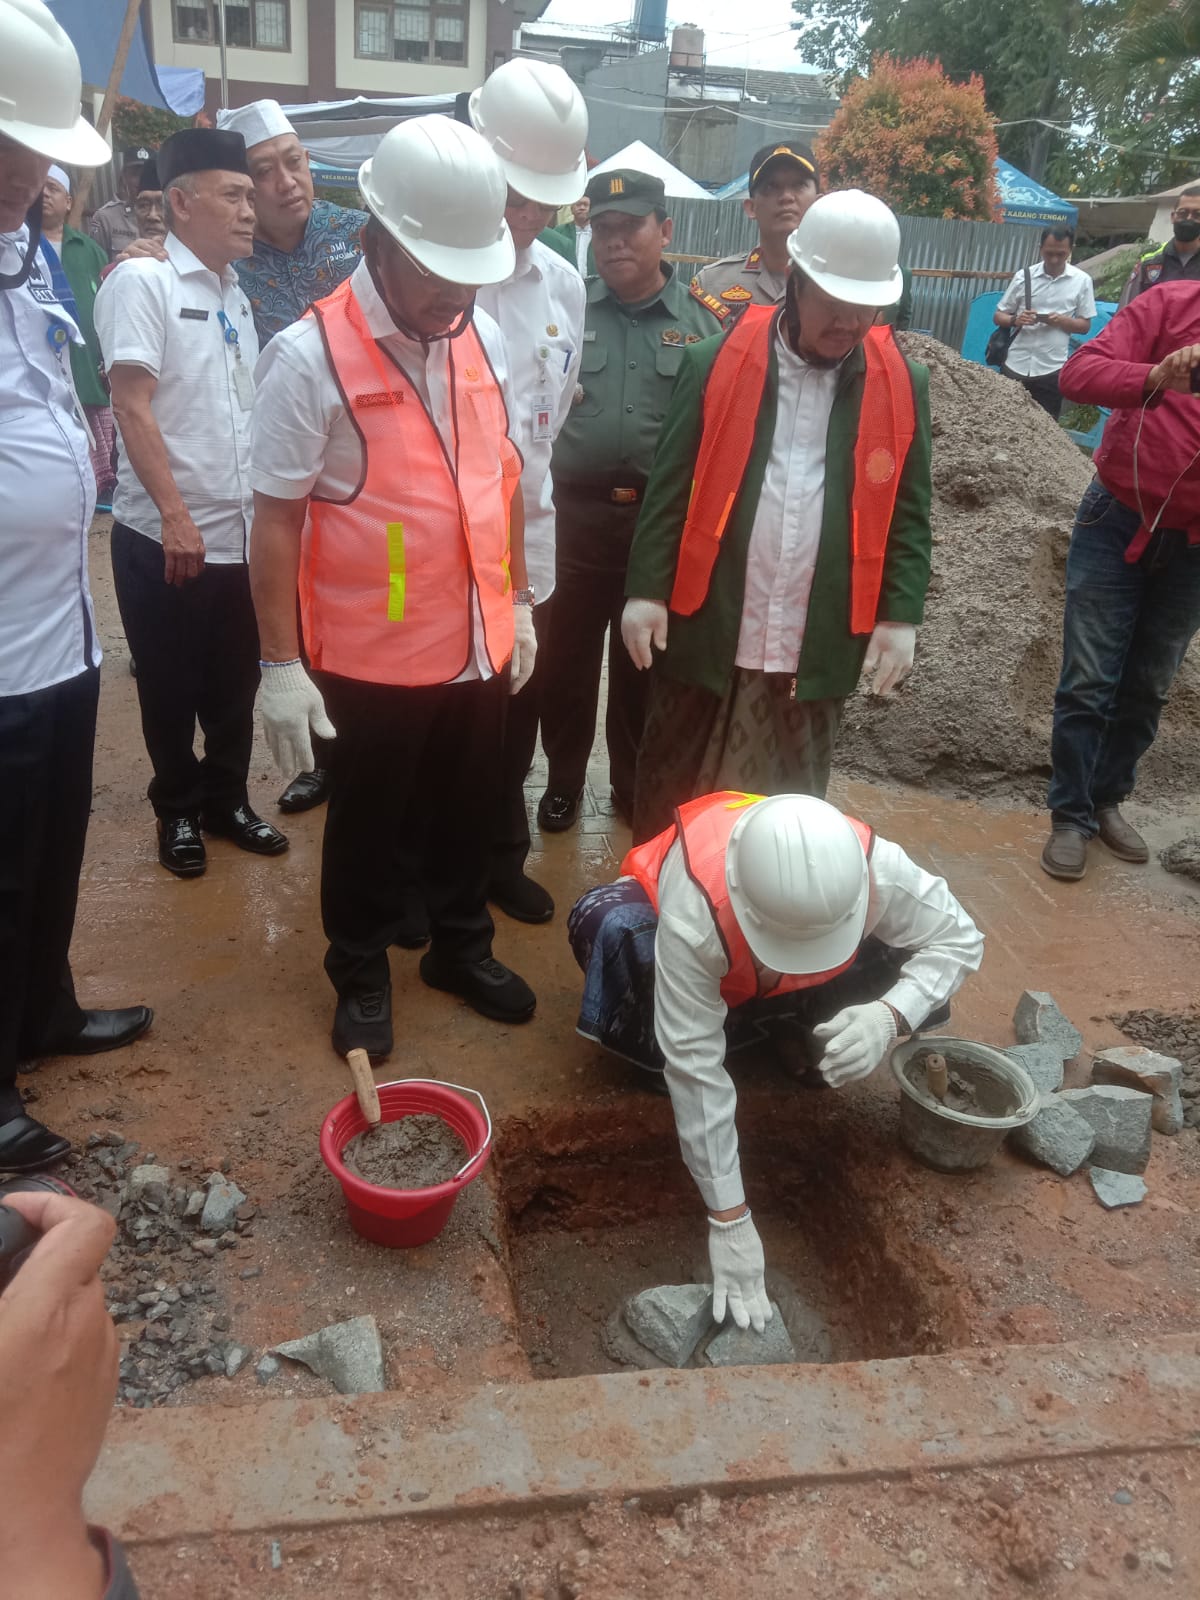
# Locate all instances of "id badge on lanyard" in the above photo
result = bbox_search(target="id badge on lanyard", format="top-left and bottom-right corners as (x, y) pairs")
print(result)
(218, 309), (254, 410)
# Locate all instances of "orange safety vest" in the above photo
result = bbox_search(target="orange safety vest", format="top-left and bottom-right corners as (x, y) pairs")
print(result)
(621, 790), (874, 1008)
(299, 277), (521, 687)
(668, 306), (917, 635)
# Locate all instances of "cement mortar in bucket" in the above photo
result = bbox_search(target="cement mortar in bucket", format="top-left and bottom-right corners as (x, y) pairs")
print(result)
(891, 1037), (1039, 1173)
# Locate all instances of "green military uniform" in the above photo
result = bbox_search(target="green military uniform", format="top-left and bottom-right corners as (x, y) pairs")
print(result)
(1119, 239), (1200, 307)
(537, 169), (729, 821)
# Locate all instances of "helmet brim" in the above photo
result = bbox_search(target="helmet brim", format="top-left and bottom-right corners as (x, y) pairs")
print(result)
(0, 113), (111, 168)
(499, 151), (588, 208)
(359, 165), (516, 287)
(792, 259), (904, 309)
(729, 874), (869, 976)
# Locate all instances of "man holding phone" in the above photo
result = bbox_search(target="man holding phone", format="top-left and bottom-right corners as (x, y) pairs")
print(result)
(993, 225), (1095, 419)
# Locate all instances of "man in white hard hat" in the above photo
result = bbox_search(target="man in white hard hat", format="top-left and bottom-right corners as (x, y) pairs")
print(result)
(470, 59), (588, 925)
(621, 190), (934, 844)
(569, 789), (983, 1332)
(249, 115), (537, 1061)
(0, 0), (153, 1178)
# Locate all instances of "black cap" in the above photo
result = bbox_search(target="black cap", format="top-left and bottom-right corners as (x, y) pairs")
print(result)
(157, 129), (250, 190)
(585, 168), (666, 218)
(748, 141), (818, 194)
(120, 146), (155, 165)
(136, 157), (160, 195)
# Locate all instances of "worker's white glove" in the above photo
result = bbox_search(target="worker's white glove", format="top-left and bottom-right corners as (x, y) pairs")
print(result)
(707, 1210), (772, 1334)
(863, 621), (916, 697)
(259, 660), (336, 781)
(812, 1002), (898, 1088)
(510, 605), (537, 696)
(621, 598), (669, 671)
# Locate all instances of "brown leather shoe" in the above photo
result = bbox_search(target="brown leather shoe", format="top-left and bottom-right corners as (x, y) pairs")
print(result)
(1040, 828), (1088, 881)
(1096, 806), (1149, 863)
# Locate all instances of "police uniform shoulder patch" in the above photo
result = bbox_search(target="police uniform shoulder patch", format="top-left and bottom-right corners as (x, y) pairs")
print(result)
(689, 282), (731, 321)
(720, 285), (752, 303)
(1147, 264), (1163, 282)
(745, 247), (762, 271)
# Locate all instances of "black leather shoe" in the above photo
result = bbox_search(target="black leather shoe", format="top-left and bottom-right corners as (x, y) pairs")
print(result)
(489, 872), (555, 924)
(537, 790), (581, 833)
(419, 952), (536, 1023)
(201, 804), (289, 856)
(331, 985), (393, 1061)
(0, 1115), (71, 1172)
(158, 816), (206, 877)
(277, 769), (330, 815)
(39, 1006), (153, 1057)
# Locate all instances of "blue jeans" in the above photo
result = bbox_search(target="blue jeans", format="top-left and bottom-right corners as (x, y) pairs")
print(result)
(1048, 480), (1200, 835)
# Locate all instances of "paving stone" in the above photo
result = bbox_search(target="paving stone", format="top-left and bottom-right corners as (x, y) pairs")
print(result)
(1013, 991), (1083, 1063)
(274, 1315), (386, 1395)
(200, 1176), (247, 1235)
(1058, 1086), (1153, 1174)
(1004, 1043), (1065, 1096)
(1091, 1047), (1184, 1136)
(702, 1303), (796, 1367)
(1008, 1099), (1096, 1176)
(623, 1285), (714, 1367)
(1089, 1168), (1148, 1209)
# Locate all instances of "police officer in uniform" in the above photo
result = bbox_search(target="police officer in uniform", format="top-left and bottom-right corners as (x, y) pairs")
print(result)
(89, 145), (154, 260)
(693, 141), (819, 312)
(536, 169), (729, 833)
(1120, 185), (1200, 306)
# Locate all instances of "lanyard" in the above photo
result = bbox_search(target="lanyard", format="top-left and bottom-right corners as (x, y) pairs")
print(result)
(216, 310), (241, 354)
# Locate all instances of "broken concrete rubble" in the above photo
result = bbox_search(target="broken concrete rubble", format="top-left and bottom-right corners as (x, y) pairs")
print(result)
(1089, 1168), (1148, 1209)
(1013, 992), (1083, 1064)
(1008, 1098), (1096, 1176)
(1004, 1043), (1066, 1096)
(200, 1175), (247, 1235)
(1058, 1086), (1153, 1175)
(623, 1285), (713, 1367)
(1091, 1047), (1184, 1136)
(274, 1316), (386, 1395)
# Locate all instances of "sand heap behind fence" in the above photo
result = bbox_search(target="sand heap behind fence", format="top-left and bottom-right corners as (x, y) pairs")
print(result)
(836, 334), (1200, 806)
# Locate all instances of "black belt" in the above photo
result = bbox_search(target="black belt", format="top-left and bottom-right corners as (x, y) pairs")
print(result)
(556, 481), (644, 505)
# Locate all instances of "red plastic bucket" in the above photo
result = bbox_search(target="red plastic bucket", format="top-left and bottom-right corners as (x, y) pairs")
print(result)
(320, 1078), (492, 1248)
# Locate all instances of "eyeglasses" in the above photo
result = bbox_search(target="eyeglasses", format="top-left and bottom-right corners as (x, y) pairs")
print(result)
(1175, 209), (1200, 222)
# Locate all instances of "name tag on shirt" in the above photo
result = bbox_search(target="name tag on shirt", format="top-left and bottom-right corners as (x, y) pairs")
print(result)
(531, 391), (554, 443)
(179, 307), (210, 321)
(232, 360), (255, 410)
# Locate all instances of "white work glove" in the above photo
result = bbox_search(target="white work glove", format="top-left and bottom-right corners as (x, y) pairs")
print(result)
(862, 621), (916, 697)
(707, 1210), (773, 1334)
(259, 660), (336, 781)
(812, 1002), (898, 1088)
(510, 605), (537, 696)
(621, 598), (669, 671)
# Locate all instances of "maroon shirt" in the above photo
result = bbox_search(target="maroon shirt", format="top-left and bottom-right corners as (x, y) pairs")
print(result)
(1059, 279), (1200, 548)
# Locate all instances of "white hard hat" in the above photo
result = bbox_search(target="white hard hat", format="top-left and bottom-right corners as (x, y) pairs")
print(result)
(786, 189), (903, 307)
(358, 115), (514, 285)
(0, 0), (111, 167)
(468, 58), (588, 207)
(725, 795), (870, 975)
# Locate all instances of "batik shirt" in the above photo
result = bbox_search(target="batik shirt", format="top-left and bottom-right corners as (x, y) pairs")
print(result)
(236, 199), (366, 344)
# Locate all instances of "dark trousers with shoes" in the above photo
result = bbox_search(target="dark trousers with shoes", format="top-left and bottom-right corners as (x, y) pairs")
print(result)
(318, 671), (505, 998)
(0, 666), (97, 1117)
(1003, 362), (1064, 420)
(111, 523), (260, 821)
(539, 492), (648, 808)
(1048, 481), (1200, 836)
(492, 596), (553, 888)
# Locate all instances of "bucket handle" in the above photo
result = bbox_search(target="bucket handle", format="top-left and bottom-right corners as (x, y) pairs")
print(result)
(377, 1078), (493, 1183)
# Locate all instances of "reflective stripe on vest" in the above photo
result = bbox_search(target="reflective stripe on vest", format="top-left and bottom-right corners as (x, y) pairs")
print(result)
(621, 790), (874, 1009)
(668, 308), (917, 637)
(299, 277), (518, 687)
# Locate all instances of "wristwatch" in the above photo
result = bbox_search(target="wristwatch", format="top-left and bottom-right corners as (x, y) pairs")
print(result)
(512, 587), (536, 608)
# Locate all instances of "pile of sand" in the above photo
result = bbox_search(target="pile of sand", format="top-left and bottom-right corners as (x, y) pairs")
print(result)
(836, 334), (1200, 806)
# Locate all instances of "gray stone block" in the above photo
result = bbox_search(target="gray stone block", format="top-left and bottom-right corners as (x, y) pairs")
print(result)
(1013, 991), (1083, 1063)
(702, 1303), (796, 1367)
(200, 1176), (247, 1234)
(1089, 1168), (1148, 1209)
(126, 1164), (170, 1200)
(1004, 1043), (1065, 1096)
(1008, 1098), (1096, 1176)
(623, 1285), (713, 1367)
(274, 1315), (386, 1394)
(1058, 1086), (1153, 1174)
(1091, 1047), (1184, 1136)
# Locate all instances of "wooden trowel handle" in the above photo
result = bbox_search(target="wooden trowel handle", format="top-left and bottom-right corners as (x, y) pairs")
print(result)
(925, 1051), (949, 1102)
(346, 1048), (381, 1126)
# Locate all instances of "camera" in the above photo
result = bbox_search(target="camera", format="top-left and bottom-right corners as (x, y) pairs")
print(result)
(0, 1176), (74, 1292)
(1190, 365), (1200, 394)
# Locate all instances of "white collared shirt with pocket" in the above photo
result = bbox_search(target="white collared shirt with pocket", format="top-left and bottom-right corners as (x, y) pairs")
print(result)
(997, 260), (1096, 378)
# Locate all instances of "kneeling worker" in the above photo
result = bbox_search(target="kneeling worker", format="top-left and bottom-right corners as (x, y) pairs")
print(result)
(570, 791), (983, 1331)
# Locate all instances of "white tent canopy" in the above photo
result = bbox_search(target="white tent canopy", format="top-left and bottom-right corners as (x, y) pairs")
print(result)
(588, 141), (711, 200)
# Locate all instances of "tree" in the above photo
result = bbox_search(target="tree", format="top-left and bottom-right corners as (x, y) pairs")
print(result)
(111, 96), (191, 153)
(816, 55), (1000, 220)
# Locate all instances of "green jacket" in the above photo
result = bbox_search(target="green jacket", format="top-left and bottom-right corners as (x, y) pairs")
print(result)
(625, 325), (933, 701)
(58, 226), (108, 407)
(539, 221), (595, 277)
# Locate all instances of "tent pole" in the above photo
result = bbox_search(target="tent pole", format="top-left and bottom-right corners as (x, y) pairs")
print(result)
(68, 0), (143, 231)
(217, 0), (229, 110)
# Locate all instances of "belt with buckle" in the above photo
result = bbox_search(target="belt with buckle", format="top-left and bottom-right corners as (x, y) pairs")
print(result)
(610, 487), (640, 505)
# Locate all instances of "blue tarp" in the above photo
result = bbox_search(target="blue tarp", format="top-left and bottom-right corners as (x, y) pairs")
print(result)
(995, 157), (1078, 229)
(48, 0), (204, 117)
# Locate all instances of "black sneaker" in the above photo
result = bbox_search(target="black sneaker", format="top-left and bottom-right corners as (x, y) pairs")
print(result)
(331, 984), (393, 1061)
(489, 872), (554, 924)
(419, 952), (535, 1023)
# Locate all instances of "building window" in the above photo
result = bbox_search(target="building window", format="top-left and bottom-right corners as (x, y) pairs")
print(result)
(355, 1), (469, 65)
(172, 1), (291, 50)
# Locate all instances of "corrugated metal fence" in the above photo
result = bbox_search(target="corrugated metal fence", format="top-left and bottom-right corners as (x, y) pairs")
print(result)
(665, 198), (1044, 350)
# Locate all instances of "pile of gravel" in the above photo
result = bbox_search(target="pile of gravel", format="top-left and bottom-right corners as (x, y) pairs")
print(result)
(836, 336), (1200, 806)
(1111, 1010), (1200, 1130)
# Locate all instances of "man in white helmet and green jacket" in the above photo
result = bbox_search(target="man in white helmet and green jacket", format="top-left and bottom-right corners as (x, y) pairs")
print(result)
(569, 789), (984, 1333)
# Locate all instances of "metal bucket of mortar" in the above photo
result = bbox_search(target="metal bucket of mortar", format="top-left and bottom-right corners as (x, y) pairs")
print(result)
(891, 1037), (1039, 1173)
(320, 1079), (492, 1247)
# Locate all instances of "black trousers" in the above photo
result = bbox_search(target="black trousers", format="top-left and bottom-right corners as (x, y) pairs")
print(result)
(0, 666), (97, 1115)
(1003, 363), (1064, 421)
(111, 523), (260, 820)
(491, 596), (554, 887)
(538, 494), (648, 806)
(317, 671), (505, 999)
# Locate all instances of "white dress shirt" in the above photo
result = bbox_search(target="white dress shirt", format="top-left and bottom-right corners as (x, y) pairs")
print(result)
(651, 834), (985, 1212)
(94, 232), (259, 563)
(573, 222), (592, 277)
(998, 260), (1096, 378)
(734, 321), (840, 673)
(251, 258), (519, 682)
(0, 229), (99, 695)
(476, 239), (585, 599)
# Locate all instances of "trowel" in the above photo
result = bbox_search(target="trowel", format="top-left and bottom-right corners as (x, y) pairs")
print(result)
(345, 1047), (382, 1131)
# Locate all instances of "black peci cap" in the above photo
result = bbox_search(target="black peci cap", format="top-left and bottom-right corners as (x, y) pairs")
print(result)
(157, 129), (250, 190)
